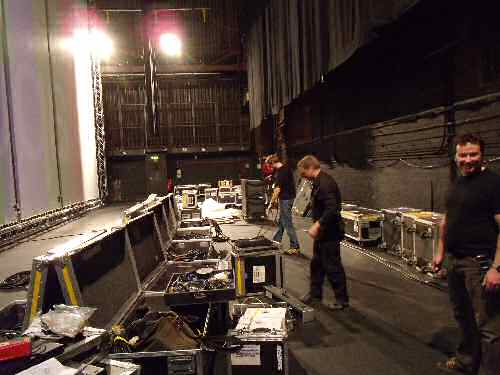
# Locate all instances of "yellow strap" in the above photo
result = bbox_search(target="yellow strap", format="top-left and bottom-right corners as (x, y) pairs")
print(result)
(236, 258), (245, 296)
(29, 271), (42, 321)
(62, 266), (79, 305)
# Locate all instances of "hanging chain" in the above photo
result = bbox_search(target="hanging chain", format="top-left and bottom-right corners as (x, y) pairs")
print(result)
(91, 56), (108, 200)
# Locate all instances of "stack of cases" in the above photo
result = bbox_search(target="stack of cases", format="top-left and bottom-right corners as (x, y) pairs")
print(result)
(205, 188), (218, 201)
(197, 183), (211, 203)
(218, 186), (237, 204)
(241, 179), (266, 220)
(381, 207), (421, 254)
(231, 240), (282, 297)
(341, 207), (383, 245)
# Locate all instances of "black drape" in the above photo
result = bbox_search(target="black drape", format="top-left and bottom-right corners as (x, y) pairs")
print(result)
(247, 0), (422, 129)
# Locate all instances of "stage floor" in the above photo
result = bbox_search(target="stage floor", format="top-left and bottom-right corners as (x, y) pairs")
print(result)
(220, 219), (457, 375)
(0, 207), (458, 374)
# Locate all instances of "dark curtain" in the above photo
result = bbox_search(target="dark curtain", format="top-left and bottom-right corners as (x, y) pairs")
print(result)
(247, 0), (421, 129)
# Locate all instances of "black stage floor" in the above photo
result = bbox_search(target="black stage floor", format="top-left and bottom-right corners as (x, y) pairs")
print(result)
(0, 207), (459, 374)
(221, 219), (458, 375)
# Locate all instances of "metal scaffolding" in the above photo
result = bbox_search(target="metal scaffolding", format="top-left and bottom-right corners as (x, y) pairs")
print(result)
(92, 57), (109, 200)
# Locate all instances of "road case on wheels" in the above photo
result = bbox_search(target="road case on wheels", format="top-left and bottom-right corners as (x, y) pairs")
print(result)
(414, 212), (444, 272)
(230, 238), (282, 297)
(241, 179), (266, 220)
(381, 208), (421, 254)
(341, 208), (383, 245)
(401, 211), (435, 264)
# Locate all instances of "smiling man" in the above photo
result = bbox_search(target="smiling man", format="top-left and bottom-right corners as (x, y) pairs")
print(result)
(433, 133), (500, 374)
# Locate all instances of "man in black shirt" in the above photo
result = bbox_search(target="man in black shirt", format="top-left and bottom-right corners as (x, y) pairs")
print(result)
(298, 155), (349, 310)
(433, 134), (500, 375)
(268, 155), (300, 255)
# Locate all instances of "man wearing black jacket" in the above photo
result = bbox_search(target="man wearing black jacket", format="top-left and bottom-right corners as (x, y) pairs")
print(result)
(298, 155), (349, 310)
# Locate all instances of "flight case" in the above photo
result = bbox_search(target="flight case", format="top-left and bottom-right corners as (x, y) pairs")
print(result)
(414, 212), (444, 271)
(381, 208), (421, 254)
(341, 207), (383, 245)
(231, 239), (282, 297)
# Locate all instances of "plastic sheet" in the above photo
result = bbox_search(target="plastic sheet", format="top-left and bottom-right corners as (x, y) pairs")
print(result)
(201, 198), (241, 220)
(40, 305), (97, 338)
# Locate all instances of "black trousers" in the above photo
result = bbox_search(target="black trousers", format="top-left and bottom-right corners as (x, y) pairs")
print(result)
(310, 239), (349, 304)
(447, 256), (500, 375)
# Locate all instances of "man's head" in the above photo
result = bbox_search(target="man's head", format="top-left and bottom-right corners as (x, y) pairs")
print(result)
(455, 133), (485, 176)
(266, 154), (282, 169)
(297, 155), (321, 180)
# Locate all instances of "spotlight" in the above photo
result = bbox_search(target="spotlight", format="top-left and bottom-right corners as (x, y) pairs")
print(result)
(159, 33), (182, 57)
(90, 29), (113, 60)
(63, 28), (113, 60)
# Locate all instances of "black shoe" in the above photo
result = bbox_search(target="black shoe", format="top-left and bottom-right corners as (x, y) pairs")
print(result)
(324, 301), (349, 311)
(301, 294), (321, 306)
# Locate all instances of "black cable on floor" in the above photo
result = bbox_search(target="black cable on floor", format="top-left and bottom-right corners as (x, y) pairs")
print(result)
(0, 270), (31, 289)
(210, 220), (230, 242)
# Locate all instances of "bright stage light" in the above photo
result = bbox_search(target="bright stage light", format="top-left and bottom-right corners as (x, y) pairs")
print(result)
(90, 29), (113, 60)
(63, 28), (113, 60)
(159, 33), (182, 57)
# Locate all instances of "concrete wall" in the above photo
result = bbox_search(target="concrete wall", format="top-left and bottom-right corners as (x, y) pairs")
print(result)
(0, 0), (98, 224)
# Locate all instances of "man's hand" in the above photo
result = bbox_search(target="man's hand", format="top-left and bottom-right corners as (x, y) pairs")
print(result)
(432, 252), (445, 273)
(308, 221), (321, 239)
(484, 267), (500, 292)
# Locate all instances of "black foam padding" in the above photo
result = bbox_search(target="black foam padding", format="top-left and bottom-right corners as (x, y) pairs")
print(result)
(71, 228), (139, 328)
(128, 213), (165, 283)
(152, 204), (170, 245)
(42, 266), (65, 313)
(233, 237), (273, 248)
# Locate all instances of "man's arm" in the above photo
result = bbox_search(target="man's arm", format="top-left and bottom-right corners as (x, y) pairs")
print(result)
(433, 215), (447, 271)
(492, 214), (500, 266)
(484, 214), (500, 290)
(308, 182), (340, 239)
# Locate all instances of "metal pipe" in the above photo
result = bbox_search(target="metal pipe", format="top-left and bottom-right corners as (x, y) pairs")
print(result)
(0, 0), (21, 220)
(44, 0), (63, 207)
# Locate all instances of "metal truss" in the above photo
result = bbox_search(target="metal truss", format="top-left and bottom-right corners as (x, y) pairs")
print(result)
(0, 199), (102, 250)
(91, 57), (108, 200)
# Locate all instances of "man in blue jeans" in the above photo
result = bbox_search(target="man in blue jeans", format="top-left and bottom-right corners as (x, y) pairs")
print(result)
(268, 154), (300, 255)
